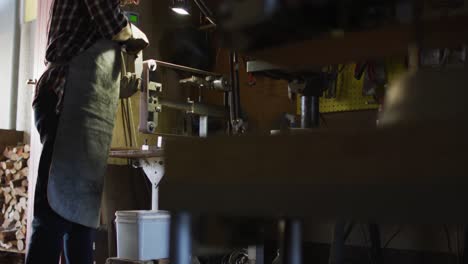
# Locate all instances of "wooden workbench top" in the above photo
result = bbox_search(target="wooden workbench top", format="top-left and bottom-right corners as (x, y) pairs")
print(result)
(160, 125), (468, 222)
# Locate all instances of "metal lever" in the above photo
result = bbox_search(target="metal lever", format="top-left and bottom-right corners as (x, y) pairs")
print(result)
(27, 79), (37, 85)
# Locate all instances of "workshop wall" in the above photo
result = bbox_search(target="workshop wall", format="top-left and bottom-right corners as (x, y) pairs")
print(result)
(16, 18), (36, 141)
(0, 0), (20, 130)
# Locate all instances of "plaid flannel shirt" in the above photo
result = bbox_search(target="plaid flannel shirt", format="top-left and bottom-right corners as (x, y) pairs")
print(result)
(33, 0), (128, 113)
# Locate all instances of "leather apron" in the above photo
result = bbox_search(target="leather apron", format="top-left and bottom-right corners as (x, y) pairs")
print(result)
(48, 39), (121, 228)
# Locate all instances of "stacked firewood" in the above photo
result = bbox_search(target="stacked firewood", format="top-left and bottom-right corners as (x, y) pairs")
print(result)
(0, 145), (29, 252)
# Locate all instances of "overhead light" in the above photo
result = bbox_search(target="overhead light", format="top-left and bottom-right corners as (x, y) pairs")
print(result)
(172, 7), (190, 15)
(171, 0), (191, 16)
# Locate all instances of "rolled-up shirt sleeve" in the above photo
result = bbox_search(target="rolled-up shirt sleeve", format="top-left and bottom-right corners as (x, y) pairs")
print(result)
(83, 0), (128, 39)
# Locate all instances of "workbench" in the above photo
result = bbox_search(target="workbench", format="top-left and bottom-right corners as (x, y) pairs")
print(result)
(160, 125), (468, 264)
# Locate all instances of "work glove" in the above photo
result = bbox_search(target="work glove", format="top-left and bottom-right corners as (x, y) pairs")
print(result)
(123, 24), (150, 55)
(113, 23), (150, 54)
(113, 22), (132, 42)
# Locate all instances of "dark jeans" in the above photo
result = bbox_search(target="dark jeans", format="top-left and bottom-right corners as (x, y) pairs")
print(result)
(26, 88), (96, 264)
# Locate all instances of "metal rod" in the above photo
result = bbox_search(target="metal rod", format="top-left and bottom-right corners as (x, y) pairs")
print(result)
(229, 52), (236, 128)
(158, 98), (226, 118)
(199, 116), (208, 137)
(152, 132), (196, 139)
(233, 53), (241, 121)
(300, 96), (320, 128)
(152, 185), (158, 211)
(148, 60), (221, 76)
(229, 52), (241, 129)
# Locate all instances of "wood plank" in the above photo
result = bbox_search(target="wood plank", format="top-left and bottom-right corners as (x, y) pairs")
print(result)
(0, 246), (26, 254)
(160, 125), (468, 222)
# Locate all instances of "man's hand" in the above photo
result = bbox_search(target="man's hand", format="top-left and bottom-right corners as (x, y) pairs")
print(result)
(120, 0), (139, 6)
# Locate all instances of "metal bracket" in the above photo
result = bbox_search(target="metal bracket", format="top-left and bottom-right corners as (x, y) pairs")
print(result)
(139, 157), (165, 210)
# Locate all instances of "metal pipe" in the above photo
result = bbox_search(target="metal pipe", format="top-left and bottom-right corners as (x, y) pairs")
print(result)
(229, 52), (236, 126)
(199, 116), (208, 137)
(229, 52), (241, 127)
(145, 59), (221, 76)
(300, 96), (320, 128)
(233, 53), (241, 120)
(158, 98), (226, 118)
(152, 185), (158, 211)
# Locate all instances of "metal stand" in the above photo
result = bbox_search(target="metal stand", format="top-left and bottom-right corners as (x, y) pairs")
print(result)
(140, 157), (165, 211)
(170, 212), (193, 264)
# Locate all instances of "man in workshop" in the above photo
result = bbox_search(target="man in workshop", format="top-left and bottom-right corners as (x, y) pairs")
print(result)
(26, 0), (148, 263)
